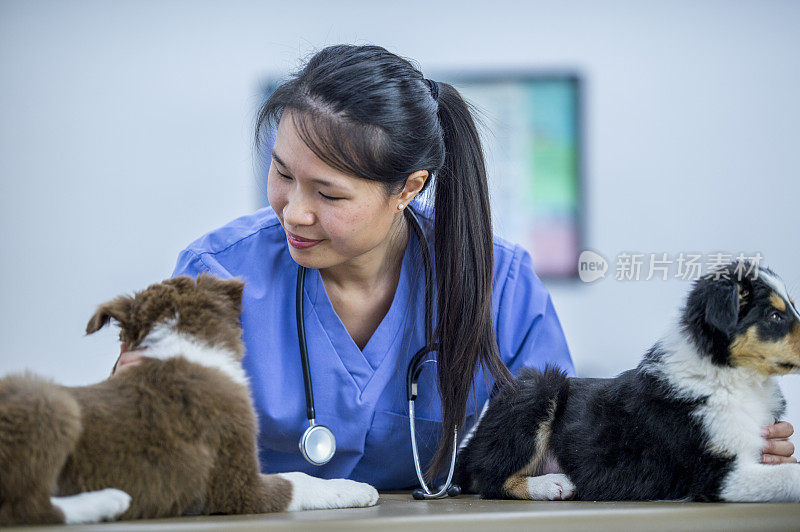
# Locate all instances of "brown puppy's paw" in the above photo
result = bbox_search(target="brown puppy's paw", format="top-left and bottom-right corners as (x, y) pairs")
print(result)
(279, 472), (379, 510)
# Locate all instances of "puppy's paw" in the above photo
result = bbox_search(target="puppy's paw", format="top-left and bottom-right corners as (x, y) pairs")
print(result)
(51, 488), (132, 524)
(279, 472), (379, 511)
(527, 473), (576, 501)
(325, 478), (379, 508)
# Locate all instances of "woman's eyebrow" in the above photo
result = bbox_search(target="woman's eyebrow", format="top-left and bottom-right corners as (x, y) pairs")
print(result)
(271, 149), (292, 172)
(271, 149), (338, 188)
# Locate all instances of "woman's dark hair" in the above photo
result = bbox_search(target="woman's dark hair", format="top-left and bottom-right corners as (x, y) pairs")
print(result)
(255, 44), (514, 477)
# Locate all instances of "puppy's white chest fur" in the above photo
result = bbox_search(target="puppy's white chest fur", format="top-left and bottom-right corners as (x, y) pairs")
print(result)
(139, 321), (248, 386)
(696, 376), (779, 461)
(655, 330), (781, 461)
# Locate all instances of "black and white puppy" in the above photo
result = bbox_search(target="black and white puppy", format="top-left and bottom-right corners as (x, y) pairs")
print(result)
(455, 261), (800, 502)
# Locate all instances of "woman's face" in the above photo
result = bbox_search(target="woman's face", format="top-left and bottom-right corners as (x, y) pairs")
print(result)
(267, 110), (404, 271)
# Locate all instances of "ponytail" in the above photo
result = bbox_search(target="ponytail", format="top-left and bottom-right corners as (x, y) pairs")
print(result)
(428, 82), (514, 478)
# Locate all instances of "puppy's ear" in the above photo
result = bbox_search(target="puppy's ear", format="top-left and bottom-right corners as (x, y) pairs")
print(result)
(703, 279), (740, 335)
(196, 273), (245, 309)
(86, 296), (134, 335)
(162, 276), (196, 292)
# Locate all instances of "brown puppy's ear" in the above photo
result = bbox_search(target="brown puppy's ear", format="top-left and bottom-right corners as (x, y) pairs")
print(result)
(86, 296), (134, 334)
(196, 273), (245, 309)
(162, 276), (196, 292)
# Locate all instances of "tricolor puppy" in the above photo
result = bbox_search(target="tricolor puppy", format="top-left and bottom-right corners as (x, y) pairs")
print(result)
(456, 261), (800, 502)
(0, 275), (378, 526)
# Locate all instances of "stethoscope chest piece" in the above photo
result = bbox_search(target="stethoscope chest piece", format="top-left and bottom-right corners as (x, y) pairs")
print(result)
(299, 422), (336, 466)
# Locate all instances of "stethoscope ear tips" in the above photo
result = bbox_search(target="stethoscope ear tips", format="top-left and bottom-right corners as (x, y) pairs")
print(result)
(412, 488), (426, 500)
(446, 484), (462, 497)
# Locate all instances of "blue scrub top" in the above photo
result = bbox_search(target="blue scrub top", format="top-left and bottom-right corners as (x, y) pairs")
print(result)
(172, 204), (575, 490)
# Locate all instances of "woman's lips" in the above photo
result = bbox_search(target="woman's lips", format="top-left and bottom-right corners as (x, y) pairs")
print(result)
(286, 230), (322, 249)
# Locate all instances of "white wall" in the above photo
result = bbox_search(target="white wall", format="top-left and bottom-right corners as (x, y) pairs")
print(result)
(2, 1), (798, 450)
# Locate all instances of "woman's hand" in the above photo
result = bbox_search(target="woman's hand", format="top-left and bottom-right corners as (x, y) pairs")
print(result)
(111, 343), (151, 375)
(762, 421), (796, 464)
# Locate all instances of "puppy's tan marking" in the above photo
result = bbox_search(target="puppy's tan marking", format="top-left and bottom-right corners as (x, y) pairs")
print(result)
(770, 292), (786, 312)
(502, 476), (532, 500)
(730, 323), (800, 376)
(738, 285), (749, 309)
(502, 400), (557, 499)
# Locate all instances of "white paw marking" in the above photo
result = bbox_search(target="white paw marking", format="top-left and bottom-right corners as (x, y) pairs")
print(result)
(279, 472), (379, 511)
(721, 462), (800, 502)
(51, 488), (132, 524)
(527, 473), (576, 500)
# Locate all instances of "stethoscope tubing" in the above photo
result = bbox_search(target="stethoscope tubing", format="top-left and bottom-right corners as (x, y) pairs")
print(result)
(409, 402), (459, 499)
(296, 265), (315, 421)
(296, 262), (336, 465)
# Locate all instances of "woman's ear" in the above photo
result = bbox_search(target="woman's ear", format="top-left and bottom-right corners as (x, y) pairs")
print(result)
(397, 170), (429, 207)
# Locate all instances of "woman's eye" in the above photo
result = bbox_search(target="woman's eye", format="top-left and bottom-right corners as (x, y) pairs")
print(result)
(319, 193), (343, 201)
(276, 169), (292, 180)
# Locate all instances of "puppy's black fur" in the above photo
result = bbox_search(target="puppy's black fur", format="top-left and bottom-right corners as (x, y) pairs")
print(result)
(456, 363), (739, 500)
(455, 367), (569, 499)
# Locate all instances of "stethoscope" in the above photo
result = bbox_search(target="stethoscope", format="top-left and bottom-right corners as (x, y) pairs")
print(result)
(295, 206), (461, 499)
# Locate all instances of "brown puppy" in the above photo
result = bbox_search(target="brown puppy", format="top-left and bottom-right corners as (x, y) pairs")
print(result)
(0, 274), (378, 525)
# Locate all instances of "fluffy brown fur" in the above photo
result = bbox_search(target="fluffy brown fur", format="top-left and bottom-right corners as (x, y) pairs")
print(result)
(0, 274), (377, 525)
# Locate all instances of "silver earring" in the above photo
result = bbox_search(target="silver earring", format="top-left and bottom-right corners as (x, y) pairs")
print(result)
(398, 204), (404, 210)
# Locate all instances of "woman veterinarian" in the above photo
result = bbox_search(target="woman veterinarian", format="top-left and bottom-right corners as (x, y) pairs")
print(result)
(116, 44), (795, 490)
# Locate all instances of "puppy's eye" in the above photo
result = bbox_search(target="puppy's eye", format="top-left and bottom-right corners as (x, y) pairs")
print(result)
(769, 312), (784, 322)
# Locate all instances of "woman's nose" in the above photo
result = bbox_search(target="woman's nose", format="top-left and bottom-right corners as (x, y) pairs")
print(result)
(283, 194), (316, 227)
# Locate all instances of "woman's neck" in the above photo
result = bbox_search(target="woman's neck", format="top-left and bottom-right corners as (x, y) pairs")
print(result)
(319, 214), (409, 294)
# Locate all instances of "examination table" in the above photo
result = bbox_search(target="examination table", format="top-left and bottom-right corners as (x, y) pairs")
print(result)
(5, 492), (799, 531)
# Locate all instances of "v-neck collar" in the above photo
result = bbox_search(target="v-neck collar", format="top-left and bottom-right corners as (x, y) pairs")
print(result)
(304, 230), (417, 390)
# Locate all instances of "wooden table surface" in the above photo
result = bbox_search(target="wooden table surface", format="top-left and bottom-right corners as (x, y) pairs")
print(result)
(7, 492), (800, 531)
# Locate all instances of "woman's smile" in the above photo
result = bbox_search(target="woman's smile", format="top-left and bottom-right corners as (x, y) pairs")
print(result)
(286, 230), (323, 249)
